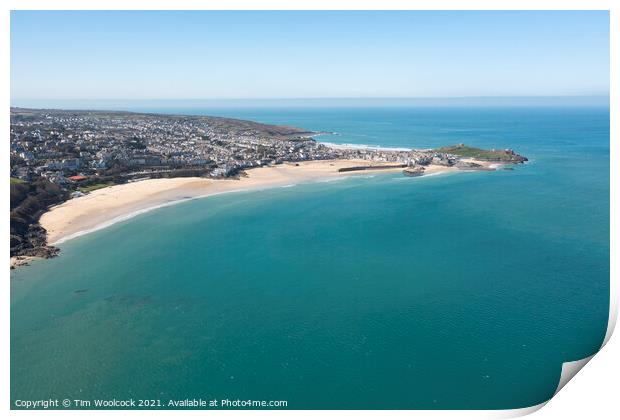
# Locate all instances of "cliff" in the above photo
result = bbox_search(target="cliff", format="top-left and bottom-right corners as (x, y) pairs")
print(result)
(10, 178), (68, 261)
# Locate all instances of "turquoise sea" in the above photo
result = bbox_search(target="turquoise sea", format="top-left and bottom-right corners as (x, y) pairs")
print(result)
(11, 105), (610, 409)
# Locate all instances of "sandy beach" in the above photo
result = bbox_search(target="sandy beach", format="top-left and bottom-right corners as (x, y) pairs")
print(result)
(39, 159), (483, 246)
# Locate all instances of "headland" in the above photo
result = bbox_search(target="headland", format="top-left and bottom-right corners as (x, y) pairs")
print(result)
(10, 108), (526, 268)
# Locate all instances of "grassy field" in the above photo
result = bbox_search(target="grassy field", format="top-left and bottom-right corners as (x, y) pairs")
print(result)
(436, 144), (515, 160)
(78, 182), (115, 193)
(10, 177), (26, 185)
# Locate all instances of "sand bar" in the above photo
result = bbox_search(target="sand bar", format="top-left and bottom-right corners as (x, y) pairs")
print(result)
(39, 159), (480, 245)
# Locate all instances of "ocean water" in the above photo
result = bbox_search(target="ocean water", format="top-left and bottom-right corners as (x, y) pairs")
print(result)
(11, 106), (610, 409)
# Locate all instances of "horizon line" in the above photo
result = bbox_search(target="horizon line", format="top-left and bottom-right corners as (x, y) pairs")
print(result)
(10, 94), (610, 102)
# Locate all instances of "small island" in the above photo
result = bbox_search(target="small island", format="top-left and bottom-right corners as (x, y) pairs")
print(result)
(10, 108), (527, 268)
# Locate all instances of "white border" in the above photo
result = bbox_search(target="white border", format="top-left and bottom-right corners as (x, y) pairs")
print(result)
(2, 0), (616, 10)
(3, 1), (617, 419)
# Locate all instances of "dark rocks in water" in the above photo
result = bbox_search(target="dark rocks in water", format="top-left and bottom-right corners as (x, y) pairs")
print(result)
(501, 149), (528, 163)
(455, 161), (483, 170)
(11, 243), (60, 269)
(403, 166), (426, 177)
(503, 166), (515, 171)
(74, 289), (89, 294)
(10, 256), (32, 269)
(30, 245), (60, 259)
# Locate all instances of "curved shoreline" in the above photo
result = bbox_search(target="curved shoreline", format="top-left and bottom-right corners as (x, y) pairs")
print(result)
(49, 188), (248, 245)
(38, 159), (487, 248)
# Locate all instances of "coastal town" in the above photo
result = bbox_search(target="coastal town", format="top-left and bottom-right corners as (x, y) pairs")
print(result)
(10, 108), (527, 264)
(10, 108), (527, 188)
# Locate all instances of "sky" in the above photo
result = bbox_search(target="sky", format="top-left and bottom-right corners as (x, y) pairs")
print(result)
(10, 11), (610, 102)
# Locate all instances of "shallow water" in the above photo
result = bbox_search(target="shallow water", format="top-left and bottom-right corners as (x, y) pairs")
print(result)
(11, 105), (609, 409)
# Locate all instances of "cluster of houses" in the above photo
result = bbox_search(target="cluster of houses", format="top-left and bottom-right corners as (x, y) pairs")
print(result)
(10, 109), (455, 188)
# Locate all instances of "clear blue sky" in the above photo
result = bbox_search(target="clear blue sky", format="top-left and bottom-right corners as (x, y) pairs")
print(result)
(10, 11), (609, 101)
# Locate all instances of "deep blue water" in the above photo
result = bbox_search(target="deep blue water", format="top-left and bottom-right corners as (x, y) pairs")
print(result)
(11, 106), (609, 409)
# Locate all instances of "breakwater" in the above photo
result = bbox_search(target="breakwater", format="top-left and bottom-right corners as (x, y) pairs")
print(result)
(338, 164), (407, 173)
